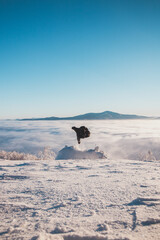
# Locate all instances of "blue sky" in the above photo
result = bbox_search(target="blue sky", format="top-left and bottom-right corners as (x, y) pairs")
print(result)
(1, 0), (160, 118)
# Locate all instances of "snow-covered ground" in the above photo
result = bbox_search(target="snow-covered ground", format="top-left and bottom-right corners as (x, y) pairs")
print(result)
(0, 158), (160, 240)
(0, 120), (160, 239)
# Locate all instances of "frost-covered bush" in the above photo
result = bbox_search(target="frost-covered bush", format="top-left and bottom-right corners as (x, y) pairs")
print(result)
(139, 150), (156, 161)
(0, 150), (38, 160)
(0, 147), (56, 160)
(38, 146), (56, 160)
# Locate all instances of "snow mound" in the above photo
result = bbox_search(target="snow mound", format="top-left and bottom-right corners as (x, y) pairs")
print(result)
(56, 146), (107, 160)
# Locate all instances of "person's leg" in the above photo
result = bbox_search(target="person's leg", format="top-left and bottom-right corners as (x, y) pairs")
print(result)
(77, 137), (81, 144)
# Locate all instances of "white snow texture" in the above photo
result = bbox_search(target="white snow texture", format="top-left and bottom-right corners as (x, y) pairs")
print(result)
(56, 146), (107, 160)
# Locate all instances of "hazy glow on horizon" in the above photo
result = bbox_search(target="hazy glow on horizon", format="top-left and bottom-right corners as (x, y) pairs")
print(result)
(0, 1), (160, 118)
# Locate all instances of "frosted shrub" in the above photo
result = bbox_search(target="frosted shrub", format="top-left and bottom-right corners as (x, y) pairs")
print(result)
(0, 147), (56, 160)
(0, 151), (7, 160)
(0, 150), (38, 160)
(140, 150), (156, 161)
(38, 146), (56, 160)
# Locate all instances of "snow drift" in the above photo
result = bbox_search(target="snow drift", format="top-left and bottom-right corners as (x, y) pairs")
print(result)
(56, 146), (107, 160)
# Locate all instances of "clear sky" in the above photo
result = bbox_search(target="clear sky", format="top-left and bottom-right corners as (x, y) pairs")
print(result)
(1, 0), (160, 119)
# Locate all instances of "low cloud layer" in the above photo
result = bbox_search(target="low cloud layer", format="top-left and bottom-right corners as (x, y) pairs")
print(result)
(0, 120), (160, 160)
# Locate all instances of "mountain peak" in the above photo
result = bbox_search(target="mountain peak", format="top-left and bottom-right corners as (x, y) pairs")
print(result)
(19, 111), (150, 121)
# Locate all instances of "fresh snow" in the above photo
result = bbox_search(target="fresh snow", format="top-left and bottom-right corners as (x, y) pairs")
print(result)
(56, 146), (107, 160)
(0, 158), (160, 240)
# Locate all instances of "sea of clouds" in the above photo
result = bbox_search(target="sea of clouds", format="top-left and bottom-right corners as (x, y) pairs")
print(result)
(0, 119), (160, 160)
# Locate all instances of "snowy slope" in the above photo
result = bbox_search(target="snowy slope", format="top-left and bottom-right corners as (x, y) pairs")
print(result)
(0, 158), (160, 240)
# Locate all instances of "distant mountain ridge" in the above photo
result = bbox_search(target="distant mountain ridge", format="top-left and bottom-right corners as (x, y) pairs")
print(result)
(19, 111), (151, 121)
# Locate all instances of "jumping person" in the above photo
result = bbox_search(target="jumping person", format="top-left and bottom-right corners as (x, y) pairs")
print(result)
(72, 126), (90, 144)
